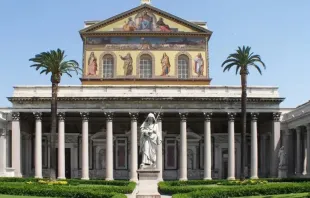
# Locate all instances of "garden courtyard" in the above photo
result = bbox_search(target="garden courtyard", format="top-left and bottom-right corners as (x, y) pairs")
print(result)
(1, 178), (310, 197)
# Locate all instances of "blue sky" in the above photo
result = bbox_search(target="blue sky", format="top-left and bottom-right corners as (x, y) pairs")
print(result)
(0, 0), (309, 107)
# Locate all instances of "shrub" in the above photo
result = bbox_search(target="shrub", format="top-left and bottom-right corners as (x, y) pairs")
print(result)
(172, 182), (310, 198)
(217, 179), (268, 185)
(0, 182), (131, 198)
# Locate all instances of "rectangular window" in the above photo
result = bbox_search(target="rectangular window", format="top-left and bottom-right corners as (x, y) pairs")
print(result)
(115, 137), (128, 170)
(165, 138), (177, 169)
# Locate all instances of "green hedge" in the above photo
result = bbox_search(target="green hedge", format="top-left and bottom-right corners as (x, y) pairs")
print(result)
(0, 177), (131, 186)
(0, 182), (129, 198)
(172, 182), (310, 198)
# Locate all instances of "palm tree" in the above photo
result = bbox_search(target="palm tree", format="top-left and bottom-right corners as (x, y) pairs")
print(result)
(221, 46), (266, 180)
(29, 49), (81, 180)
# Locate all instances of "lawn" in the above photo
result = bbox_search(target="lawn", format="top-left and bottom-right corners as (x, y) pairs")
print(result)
(236, 192), (309, 198)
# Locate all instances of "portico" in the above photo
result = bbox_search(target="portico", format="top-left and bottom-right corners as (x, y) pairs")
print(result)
(0, 85), (283, 180)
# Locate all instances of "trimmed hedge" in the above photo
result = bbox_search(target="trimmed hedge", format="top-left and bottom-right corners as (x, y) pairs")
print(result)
(0, 182), (129, 198)
(172, 182), (310, 198)
(0, 177), (131, 186)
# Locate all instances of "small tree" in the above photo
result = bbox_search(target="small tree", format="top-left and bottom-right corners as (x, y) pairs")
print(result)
(221, 46), (266, 180)
(29, 49), (81, 180)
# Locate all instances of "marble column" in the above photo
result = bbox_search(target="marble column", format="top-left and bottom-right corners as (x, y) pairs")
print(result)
(250, 113), (259, 179)
(270, 112), (281, 178)
(306, 124), (310, 175)
(81, 112), (89, 180)
(129, 112), (138, 182)
(303, 131), (307, 175)
(57, 112), (66, 179)
(296, 127), (302, 175)
(34, 112), (43, 178)
(227, 113), (236, 180)
(12, 112), (22, 177)
(203, 112), (212, 180)
(156, 113), (163, 181)
(283, 129), (294, 176)
(105, 112), (114, 181)
(179, 113), (188, 181)
(0, 123), (7, 176)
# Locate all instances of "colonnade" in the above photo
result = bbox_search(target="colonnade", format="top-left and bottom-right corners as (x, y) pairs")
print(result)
(9, 111), (281, 180)
(283, 124), (310, 177)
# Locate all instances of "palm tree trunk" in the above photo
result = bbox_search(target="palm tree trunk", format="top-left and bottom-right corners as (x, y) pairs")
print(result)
(50, 82), (58, 180)
(240, 71), (248, 180)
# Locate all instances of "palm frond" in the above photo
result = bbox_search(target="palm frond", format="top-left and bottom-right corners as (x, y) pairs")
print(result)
(29, 49), (81, 83)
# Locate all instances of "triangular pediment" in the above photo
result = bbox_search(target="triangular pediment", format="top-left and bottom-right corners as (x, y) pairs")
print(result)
(80, 4), (212, 34)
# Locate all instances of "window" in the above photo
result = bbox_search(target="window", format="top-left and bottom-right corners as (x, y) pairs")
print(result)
(139, 54), (152, 78)
(103, 54), (114, 78)
(165, 138), (177, 169)
(178, 55), (189, 79)
(115, 138), (128, 170)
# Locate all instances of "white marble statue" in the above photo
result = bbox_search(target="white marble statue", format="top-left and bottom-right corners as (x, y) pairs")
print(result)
(278, 146), (287, 168)
(139, 113), (161, 168)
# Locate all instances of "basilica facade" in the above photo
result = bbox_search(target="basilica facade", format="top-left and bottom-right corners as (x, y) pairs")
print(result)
(0, 2), (289, 181)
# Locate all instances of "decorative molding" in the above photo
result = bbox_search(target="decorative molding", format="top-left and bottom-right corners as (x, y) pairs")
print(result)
(104, 112), (114, 121)
(33, 112), (42, 121)
(203, 112), (212, 121)
(251, 113), (259, 121)
(57, 112), (66, 121)
(179, 112), (188, 121)
(129, 112), (139, 121)
(227, 112), (236, 121)
(8, 97), (285, 103)
(272, 112), (281, 122)
(136, 51), (156, 78)
(80, 112), (89, 121)
(99, 51), (117, 78)
(12, 112), (20, 121)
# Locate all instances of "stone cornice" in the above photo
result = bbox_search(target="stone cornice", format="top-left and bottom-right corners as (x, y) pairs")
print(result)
(7, 97), (285, 103)
(81, 32), (209, 38)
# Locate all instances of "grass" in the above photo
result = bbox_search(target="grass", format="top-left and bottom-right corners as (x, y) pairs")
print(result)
(235, 192), (309, 198)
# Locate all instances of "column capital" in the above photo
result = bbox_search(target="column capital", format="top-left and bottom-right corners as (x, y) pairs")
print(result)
(129, 112), (139, 121)
(12, 112), (20, 121)
(179, 113), (188, 121)
(155, 112), (163, 121)
(203, 112), (212, 121)
(33, 112), (42, 121)
(227, 112), (236, 121)
(251, 113), (259, 121)
(57, 112), (65, 121)
(272, 112), (281, 122)
(80, 112), (89, 121)
(104, 112), (114, 121)
(296, 126), (302, 133)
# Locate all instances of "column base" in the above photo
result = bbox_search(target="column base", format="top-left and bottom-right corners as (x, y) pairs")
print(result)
(203, 177), (212, 180)
(81, 177), (89, 180)
(179, 178), (188, 181)
(250, 176), (259, 179)
(227, 177), (235, 180)
(130, 178), (138, 182)
(105, 178), (114, 181)
(34, 176), (43, 179)
(57, 177), (66, 180)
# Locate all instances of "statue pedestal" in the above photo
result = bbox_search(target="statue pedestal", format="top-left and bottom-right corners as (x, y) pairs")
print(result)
(136, 168), (161, 198)
(278, 166), (288, 178)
